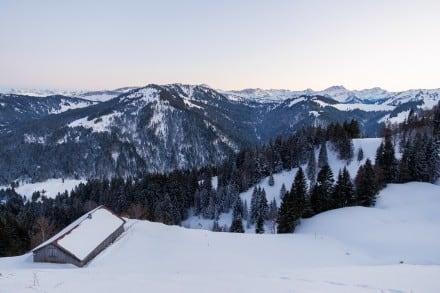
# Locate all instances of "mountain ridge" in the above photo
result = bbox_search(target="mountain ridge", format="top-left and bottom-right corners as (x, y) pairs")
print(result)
(0, 83), (439, 184)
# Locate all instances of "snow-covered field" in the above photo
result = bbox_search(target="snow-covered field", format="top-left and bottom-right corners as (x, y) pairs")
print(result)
(1, 182), (439, 292)
(0, 179), (85, 200)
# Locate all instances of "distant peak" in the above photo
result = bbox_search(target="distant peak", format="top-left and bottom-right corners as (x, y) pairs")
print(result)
(324, 85), (348, 91)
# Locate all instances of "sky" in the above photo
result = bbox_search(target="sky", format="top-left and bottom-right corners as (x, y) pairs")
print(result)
(0, 0), (439, 91)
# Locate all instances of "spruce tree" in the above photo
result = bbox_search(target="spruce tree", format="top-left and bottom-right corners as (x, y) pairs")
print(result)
(279, 183), (287, 199)
(357, 147), (364, 162)
(277, 190), (295, 233)
(332, 167), (354, 208)
(291, 167), (307, 220)
(306, 149), (317, 183)
(255, 216), (265, 234)
(375, 131), (397, 184)
(311, 164), (334, 213)
(318, 141), (329, 169)
(354, 159), (378, 207)
(229, 199), (244, 233)
(268, 173), (275, 186)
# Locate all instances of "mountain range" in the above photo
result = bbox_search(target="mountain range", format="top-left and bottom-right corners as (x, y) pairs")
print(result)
(0, 84), (439, 184)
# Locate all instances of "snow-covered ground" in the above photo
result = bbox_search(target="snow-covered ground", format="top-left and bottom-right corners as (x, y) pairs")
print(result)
(1, 182), (440, 292)
(0, 178), (85, 200)
(185, 138), (384, 232)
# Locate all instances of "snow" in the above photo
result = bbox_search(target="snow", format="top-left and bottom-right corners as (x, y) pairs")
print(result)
(288, 97), (306, 107)
(56, 208), (125, 261)
(314, 99), (394, 112)
(0, 178), (84, 200)
(183, 99), (203, 109)
(379, 110), (411, 124)
(1, 182), (440, 292)
(121, 87), (158, 105)
(49, 99), (94, 114)
(68, 112), (122, 133)
(183, 138), (383, 233)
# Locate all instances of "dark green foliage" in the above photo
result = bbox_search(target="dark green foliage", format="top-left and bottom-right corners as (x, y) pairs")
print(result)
(255, 216), (265, 234)
(357, 147), (364, 162)
(311, 164), (334, 214)
(306, 149), (317, 183)
(250, 187), (268, 225)
(268, 173), (275, 186)
(291, 167), (307, 221)
(229, 199), (244, 233)
(318, 141), (328, 169)
(354, 159), (378, 207)
(375, 129), (398, 185)
(276, 167), (307, 233)
(276, 190), (295, 233)
(332, 167), (354, 208)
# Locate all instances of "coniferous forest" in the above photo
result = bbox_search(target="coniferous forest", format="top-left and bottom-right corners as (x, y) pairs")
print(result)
(1, 103), (440, 256)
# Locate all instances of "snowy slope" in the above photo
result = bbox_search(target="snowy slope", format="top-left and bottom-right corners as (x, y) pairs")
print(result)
(0, 179), (85, 200)
(185, 138), (384, 232)
(1, 182), (440, 292)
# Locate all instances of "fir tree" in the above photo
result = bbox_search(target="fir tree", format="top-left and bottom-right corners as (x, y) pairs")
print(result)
(306, 149), (317, 183)
(229, 199), (244, 233)
(279, 183), (287, 199)
(355, 159), (378, 207)
(375, 131), (398, 184)
(255, 215), (265, 234)
(268, 173), (275, 186)
(332, 167), (354, 208)
(291, 167), (307, 228)
(277, 190), (295, 233)
(318, 141), (329, 169)
(311, 164), (334, 214)
(357, 147), (364, 162)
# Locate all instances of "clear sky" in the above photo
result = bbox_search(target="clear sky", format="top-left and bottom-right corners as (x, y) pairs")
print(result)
(0, 0), (439, 91)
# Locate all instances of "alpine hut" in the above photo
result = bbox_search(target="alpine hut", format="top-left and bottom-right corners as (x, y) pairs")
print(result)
(32, 206), (125, 267)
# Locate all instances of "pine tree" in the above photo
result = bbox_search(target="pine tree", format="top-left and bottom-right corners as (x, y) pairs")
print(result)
(229, 199), (244, 233)
(306, 149), (317, 183)
(277, 167), (308, 233)
(279, 183), (287, 199)
(332, 167), (354, 208)
(355, 159), (378, 207)
(255, 215), (265, 234)
(277, 190), (295, 233)
(318, 141), (329, 169)
(268, 198), (278, 220)
(268, 173), (275, 186)
(311, 164), (334, 213)
(357, 147), (364, 162)
(291, 167), (307, 229)
(375, 130), (397, 184)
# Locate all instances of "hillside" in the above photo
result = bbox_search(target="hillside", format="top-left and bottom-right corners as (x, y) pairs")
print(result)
(184, 138), (383, 232)
(1, 84), (439, 184)
(1, 182), (439, 292)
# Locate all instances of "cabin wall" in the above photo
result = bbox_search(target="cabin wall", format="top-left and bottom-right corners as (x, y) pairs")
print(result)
(33, 244), (81, 267)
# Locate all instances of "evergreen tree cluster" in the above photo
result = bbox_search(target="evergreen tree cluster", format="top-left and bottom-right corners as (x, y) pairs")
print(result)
(395, 102), (440, 183)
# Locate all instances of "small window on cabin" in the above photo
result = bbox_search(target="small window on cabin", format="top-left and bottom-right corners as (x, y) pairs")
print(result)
(49, 247), (56, 257)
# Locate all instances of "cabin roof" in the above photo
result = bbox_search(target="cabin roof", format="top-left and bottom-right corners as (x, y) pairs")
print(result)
(33, 206), (125, 261)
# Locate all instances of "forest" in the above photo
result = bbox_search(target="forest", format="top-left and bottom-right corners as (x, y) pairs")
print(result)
(1, 102), (439, 256)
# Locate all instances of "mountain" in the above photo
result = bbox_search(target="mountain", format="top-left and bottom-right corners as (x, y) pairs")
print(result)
(0, 84), (439, 184)
(0, 94), (95, 134)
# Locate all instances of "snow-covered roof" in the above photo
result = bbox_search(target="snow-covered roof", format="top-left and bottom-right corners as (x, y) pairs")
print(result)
(33, 206), (125, 261)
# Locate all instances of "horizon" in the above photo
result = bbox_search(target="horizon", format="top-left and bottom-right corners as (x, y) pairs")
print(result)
(1, 1), (439, 91)
(1, 83), (440, 95)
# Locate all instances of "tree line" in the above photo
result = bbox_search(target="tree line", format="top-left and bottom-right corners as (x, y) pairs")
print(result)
(2, 109), (439, 256)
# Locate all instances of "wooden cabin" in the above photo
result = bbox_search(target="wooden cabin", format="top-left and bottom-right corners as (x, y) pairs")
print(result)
(32, 206), (125, 267)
